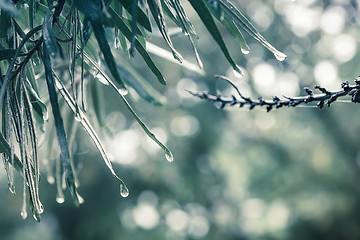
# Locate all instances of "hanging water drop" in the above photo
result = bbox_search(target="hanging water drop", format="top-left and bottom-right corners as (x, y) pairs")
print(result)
(9, 184), (15, 194)
(77, 193), (85, 204)
(220, 10), (225, 21)
(165, 149), (174, 163)
(274, 53), (287, 61)
(75, 112), (82, 122)
(33, 213), (40, 222)
(55, 80), (64, 89)
(233, 68), (244, 79)
(43, 111), (49, 121)
(38, 202), (44, 214)
(95, 73), (109, 85)
(21, 209), (28, 219)
(56, 195), (65, 204)
(114, 37), (121, 49)
(118, 87), (129, 96)
(232, 65), (244, 79)
(241, 48), (250, 55)
(92, 69), (98, 78)
(120, 184), (129, 198)
(47, 175), (55, 184)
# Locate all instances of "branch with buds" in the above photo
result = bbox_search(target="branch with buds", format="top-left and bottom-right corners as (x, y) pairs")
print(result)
(188, 75), (360, 112)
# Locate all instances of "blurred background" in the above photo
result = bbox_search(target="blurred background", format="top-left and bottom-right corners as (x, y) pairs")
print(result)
(2, 0), (360, 239)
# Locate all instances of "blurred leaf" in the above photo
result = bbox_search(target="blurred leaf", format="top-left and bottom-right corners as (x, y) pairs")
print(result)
(42, 6), (59, 58)
(0, 49), (27, 61)
(22, 82), (41, 209)
(148, 0), (183, 63)
(218, 0), (286, 60)
(0, 25), (43, 109)
(168, 0), (202, 68)
(188, 0), (242, 74)
(113, 1), (130, 58)
(108, 7), (166, 85)
(42, 42), (79, 206)
(24, 77), (48, 131)
(0, 10), (11, 38)
(146, 42), (205, 75)
(81, 47), (173, 162)
(162, 0), (198, 38)
(82, 17), (92, 46)
(0, 0), (18, 16)
(91, 20), (127, 91)
(0, 132), (23, 174)
(129, 0), (138, 55)
(13, 19), (26, 38)
(89, 78), (106, 129)
(121, 92), (173, 162)
(69, 0), (103, 22)
(115, 0), (152, 32)
(52, 72), (129, 197)
(206, 1), (249, 54)
(116, 61), (165, 106)
(29, 0), (35, 29)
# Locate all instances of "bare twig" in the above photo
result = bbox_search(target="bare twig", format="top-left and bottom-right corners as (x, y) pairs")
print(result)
(188, 75), (360, 112)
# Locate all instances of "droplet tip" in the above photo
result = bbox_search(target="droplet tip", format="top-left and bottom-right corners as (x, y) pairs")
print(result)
(274, 53), (287, 61)
(241, 48), (250, 55)
(47, 176), (55, 184)
(120, 184), (129, 198)
(165, 151), (174, 163)
(21, 210), (28, 220)
(120, 191), (129, 198)
(118, 87), (129, 96)
(56, 196), (65, 204)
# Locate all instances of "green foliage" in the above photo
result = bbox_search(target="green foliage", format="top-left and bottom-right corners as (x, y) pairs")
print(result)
(0, 0), (285, 221)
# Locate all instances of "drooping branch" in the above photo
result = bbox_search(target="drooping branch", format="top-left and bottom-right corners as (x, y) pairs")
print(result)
(188, 75), (360, 112)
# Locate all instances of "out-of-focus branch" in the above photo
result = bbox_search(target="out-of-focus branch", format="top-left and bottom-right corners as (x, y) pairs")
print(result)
(188, 75), (360, 112)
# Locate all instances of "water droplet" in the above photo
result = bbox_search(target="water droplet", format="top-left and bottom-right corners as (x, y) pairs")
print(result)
(47, 175), (55, 184)
(77, 193), (85, 204)
(95, 73), (109, 85)
(43, 111), (49, 121)
(32, 55), (40, 66)
(118, 87), (128, 96)
(233, 68), (244, 79)
(38, 202), (44, 214)
(114, 37), (121, 49)
(33, 213), (40, 222)
(120, 184), (129, 198)
(21, 209), (27, 219)
(274, 53), (287, 61)
(75, 112), (82, 122)
(9, 185), (15, 194)
(55, 80), (64, 89)
(165, 150), (173, 163)
(56, 196), (65, 204)
(220, 10), (225, 21)
(241, 48), (250, 55)
(212, 1), (218, 10)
